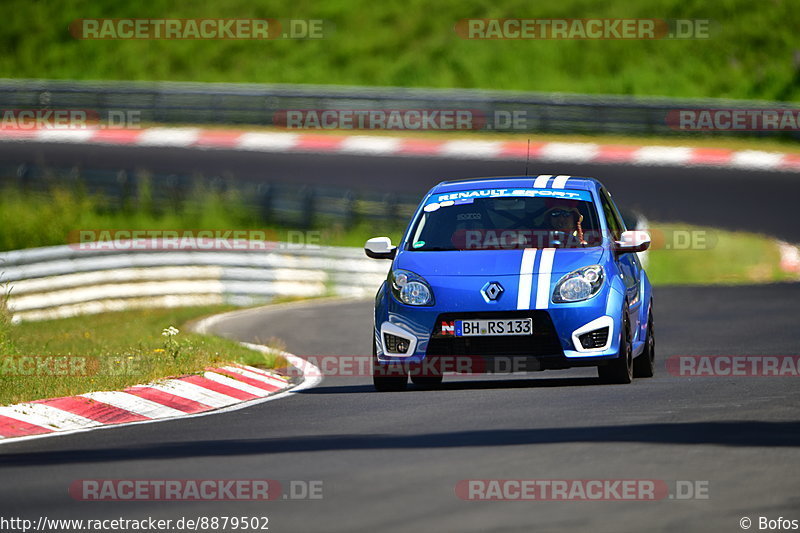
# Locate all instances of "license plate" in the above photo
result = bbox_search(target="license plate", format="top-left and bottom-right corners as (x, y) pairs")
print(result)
(455, 318), (533, 337)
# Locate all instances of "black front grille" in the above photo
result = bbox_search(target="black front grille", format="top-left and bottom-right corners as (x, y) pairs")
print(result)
(578, 327), (609, 349)
(427, 310), (564, 358)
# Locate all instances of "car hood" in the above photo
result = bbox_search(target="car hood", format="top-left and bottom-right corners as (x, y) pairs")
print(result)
(395, 247), (607, 277)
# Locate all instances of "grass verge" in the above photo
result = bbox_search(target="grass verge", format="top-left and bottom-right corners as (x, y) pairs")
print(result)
(644, 223), (795, 285)
(0, 305), (286, 406)
(0, 184), (403, 252)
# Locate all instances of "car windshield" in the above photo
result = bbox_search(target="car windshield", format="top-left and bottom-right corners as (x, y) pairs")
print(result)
(407, 189), (602, 251)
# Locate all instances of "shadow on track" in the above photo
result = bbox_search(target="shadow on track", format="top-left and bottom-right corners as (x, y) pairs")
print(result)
(302, 376), (602, 395)
(2, 421), (798, 467)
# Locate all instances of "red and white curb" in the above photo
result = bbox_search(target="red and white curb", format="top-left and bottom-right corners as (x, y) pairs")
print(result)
(0, 363), (288, 442)
(0, 309), (322, 443)
(1, 127), (799, 172)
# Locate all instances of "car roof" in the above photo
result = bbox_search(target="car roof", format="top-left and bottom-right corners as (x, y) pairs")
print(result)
(431, 175), (601, 194)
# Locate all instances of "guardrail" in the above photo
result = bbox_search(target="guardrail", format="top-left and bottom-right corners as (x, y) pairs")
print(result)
(0, 78), (796, 138)
(0, 242), (389, 322)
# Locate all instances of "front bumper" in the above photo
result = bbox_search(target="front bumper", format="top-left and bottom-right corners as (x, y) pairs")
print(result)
(374, 283), (624, 370)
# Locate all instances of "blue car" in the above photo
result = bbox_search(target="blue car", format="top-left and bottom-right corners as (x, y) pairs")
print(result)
(365, 175), (654, 391)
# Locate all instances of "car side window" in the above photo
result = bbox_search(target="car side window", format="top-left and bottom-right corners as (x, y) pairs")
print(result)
(599, 189), (624, 241)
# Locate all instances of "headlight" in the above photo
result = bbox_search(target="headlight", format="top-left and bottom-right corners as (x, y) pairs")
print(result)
(390, 269), (434, 306)
(552, 265), (604, 303)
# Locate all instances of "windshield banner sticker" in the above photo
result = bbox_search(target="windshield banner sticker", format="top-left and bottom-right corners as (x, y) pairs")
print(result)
(426, 188), (592, 209)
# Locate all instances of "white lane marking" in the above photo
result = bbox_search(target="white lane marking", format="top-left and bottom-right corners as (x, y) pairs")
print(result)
(136, 128), (200, 147)
(633, 146), (693, 165)
(339, 136), (402, 154)
(516, 248), (538, 310)
(36, 130), (96, 143)
(80, 391), (186, 419)
(236, 132), (299, 151)
(0, 404), (99, 431)
(533, 174), (552, 188)
(551, 175), (570, 189)
(439, 140), (503, 159)
(145, 379), (241, 409)
(535, 248), (556, 309)
(203, 372), (268, 397)
(539, 142), (599, 162)
(730, 150), (784, 170)
(221, 365), (288, 388)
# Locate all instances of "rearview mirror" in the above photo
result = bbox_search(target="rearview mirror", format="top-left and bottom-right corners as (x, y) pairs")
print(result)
(365, 237), (397, 260)
(614, 230), (651, 254)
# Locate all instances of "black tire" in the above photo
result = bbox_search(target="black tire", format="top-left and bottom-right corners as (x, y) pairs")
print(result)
(633, 307), (655, 378)
(598, 309), (633, 384)
(372, 339), (408, 392)
(409, 357), (443, 388)
(410, 375), (443, 388)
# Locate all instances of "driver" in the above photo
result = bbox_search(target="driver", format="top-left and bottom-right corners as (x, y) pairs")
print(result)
(543, 199), (587, 245)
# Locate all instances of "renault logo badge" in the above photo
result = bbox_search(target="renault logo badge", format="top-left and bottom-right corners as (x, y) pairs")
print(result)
(481, 281), (504, 302)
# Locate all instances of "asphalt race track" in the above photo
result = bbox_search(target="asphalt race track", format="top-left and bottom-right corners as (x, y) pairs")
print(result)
(1, 141), (798, 241)
(0, 144), (798, 532)
(0, 287), (799, 532)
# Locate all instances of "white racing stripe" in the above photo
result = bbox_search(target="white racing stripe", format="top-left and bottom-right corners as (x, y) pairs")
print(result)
(203, 372), (269, 397)
(533, 174), (552, 188)
(146, 379), (241, 408)
(535, 248), (556, 309)
(81, 391), (186, 419)
(221, 365), (288, 388)
(0, 404), (99, 431)
(550, 175), (571, 189)
(516, 248), (538, 310)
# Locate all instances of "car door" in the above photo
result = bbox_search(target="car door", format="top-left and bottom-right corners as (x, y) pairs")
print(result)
(599, 188), (642, 335)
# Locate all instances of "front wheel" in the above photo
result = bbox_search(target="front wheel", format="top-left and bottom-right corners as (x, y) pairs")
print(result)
(409, 357), (443, 388)
(373, 339), (408, 392)
(598, 311), (633, 384)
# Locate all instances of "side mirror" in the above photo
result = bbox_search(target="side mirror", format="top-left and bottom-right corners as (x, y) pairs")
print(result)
(614, 230), (651, 254)
(365, 237), (397, 260)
